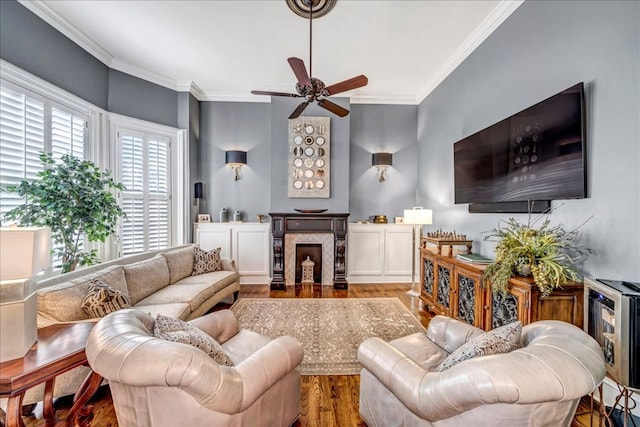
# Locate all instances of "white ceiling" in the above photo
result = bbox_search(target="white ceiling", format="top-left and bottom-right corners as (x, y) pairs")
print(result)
(21, 0), (523, 104)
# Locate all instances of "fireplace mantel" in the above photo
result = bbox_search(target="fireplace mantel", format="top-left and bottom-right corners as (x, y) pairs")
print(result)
(269, 212), (350, 290)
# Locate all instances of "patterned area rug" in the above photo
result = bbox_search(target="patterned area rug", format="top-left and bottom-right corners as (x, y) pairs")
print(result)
(230, 298), (425, 375)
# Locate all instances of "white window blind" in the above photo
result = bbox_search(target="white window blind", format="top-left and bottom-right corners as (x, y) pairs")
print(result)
(118, 129), (171, 256)
(0, 83), (88, 221)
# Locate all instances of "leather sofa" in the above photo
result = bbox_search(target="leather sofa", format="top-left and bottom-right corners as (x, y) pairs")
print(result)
(86, 308), (303, 427)
(358, 315), (606, 427)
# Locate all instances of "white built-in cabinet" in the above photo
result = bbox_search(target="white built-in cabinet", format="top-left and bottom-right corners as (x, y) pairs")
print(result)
(193, 222), (270, 284)
(347, 223), (414, 283)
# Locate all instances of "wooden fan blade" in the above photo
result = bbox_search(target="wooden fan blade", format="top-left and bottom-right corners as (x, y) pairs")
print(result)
(251, 90), (301, 98)
(289, 101), (310, 119)
(317, 99), (349, 117)
(287, 57), (312, 88)
(324, 75), (368, 96)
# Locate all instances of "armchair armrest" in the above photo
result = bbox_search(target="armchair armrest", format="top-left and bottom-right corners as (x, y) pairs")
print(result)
(358, 337), (430, 417)
(426, 315), (483, 353)
(189, 309), (239, 344)
(233, 335), (303, 411)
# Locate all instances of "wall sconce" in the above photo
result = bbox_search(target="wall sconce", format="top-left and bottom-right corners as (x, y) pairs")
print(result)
(372, 152), (392, 182)
(194, 182), (203, 214)
(225, 150), (247, 181)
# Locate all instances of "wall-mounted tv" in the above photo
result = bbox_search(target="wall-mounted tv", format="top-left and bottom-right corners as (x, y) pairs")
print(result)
(454, 83), (586, 206)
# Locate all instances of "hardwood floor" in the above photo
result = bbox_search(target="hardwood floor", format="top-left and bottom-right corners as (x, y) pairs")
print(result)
(18, 283), (600, 427)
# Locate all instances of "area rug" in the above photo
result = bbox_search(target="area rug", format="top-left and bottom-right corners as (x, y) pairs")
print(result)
(230, 298), (425, 375)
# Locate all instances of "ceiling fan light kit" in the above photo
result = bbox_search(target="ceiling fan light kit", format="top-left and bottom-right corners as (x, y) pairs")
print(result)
(252, 0), (368, 119)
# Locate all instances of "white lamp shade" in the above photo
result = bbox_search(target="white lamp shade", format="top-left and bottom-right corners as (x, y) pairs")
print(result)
(0, 227), (50, 281)
(403, 208), (433, 225)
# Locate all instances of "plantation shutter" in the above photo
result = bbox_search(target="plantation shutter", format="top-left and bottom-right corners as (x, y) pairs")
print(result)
(0, 85), (45, 218)
(118, 129), (171, 255)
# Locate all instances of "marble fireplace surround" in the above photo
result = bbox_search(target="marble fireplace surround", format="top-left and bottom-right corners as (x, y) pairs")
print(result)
(269, 213), (349, 290)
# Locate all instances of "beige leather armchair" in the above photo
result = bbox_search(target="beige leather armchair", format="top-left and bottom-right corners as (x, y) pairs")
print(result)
(86, 308), (303, 427)
(358, 316), (606, 427)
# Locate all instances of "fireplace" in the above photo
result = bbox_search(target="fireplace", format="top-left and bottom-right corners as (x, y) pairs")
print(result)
(295, 244), (322, 284)
(269, 212), (349, 290)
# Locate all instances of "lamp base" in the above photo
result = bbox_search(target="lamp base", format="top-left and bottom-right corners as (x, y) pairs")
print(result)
(0, 282), (37, 362)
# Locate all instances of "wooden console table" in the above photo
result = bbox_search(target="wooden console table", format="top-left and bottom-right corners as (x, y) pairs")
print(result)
(0, 322), (103, 427)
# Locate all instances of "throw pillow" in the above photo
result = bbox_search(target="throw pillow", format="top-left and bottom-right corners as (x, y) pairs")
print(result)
(81, 279), (131, 318)
(435, 320), (522, 372)
(192, 247), (222, 276)
(153, 314), (234, 366)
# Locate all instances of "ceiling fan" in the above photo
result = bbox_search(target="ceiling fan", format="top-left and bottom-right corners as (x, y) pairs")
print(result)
(251, 0), (368, 119)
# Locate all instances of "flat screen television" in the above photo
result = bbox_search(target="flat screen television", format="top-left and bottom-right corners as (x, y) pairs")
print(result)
(454, 83), (586, 206)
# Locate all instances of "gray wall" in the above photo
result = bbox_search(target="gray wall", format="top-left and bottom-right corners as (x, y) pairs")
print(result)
(199, 102), (272, 222)
(417, 0), (640, 280)
(178, 92), (201, 239)
(0, 0), (109, 109)
(349, 104), (418, 222)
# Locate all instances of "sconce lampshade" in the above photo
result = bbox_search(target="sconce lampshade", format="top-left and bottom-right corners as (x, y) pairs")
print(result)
(225, 150), (247, 181)
(372, 152), (393, 167)
(0, 226), (51, 281)
(225, 150), (247, 166)
(194, 182), (203, 199)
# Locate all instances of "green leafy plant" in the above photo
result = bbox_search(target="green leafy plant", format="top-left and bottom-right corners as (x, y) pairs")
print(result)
(482, 215), (593, 297)
(2, 152), (125, 273)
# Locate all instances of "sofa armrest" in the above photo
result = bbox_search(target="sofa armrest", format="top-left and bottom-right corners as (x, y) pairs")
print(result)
(189, 309), (239, 344)
(425, 315), (484, 353)
(221, 259), (237, 272)
(233, 335), (303, 411)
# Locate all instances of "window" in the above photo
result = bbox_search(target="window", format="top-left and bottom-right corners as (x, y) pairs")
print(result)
(117, 128), (171, 255)
(0, 82), (88, 221)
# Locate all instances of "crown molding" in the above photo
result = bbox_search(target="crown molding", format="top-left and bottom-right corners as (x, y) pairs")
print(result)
(416, 0), (524, 104)
(350, 94), (418, 105)
(18, 0), (114, 66)
(109, 58), (178, 92)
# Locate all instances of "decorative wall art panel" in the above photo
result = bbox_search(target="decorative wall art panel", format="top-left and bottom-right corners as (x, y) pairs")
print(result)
(288, 116), (330, 198)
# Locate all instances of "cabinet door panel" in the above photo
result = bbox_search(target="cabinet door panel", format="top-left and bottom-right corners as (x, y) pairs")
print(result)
(196, 226), (232, 259)
(348, 230), (383, 275)
(384, 228), (412, 275)
(234, 228), (270, 275)
(486, 286), (530, 330)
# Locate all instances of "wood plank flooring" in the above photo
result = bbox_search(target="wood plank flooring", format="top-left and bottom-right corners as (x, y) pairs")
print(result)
(17, 283), (600, 427)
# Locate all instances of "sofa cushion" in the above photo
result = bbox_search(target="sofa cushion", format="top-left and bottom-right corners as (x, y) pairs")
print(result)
(162, 246), (195, 284)
(37, 265), (127, 322)
(135, 283), (215, 312)
(133, 302), (191, 320)
(81, 279), (131, 318)
(436, 321), (522, 372)
(192, 247), (222, 275)
(176, 270), (238, 293)
(154, 314), (234, 366)
(124, 255), (171, 305)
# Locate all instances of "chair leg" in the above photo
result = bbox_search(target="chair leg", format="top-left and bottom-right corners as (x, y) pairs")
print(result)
(233, 291), (239, 301)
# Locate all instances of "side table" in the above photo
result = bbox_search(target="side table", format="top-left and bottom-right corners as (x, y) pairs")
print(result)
(0, 322), (103, 427)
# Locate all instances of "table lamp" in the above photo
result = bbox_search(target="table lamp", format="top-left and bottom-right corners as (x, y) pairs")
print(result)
(0, 226), (50, 362)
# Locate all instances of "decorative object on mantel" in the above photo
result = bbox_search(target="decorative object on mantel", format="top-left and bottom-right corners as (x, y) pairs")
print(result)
(372, 215), (388, 224)
(404, 207), (433, 297)
(225, 150), (247, 181)
(251, 0), (368, 119)
(294, 208), (328, 214)
(372, 152), (393, 182)
(422, 228), (473, 256)
(289, 116), (330, 198)
(219, 207), (228, 223)
(482, 215), (593, 297)
(256, 214), (265, 223)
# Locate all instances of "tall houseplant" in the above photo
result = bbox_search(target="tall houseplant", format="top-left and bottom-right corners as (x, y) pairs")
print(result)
(2, 152), (125, 273)
(482, 215), (592, 297)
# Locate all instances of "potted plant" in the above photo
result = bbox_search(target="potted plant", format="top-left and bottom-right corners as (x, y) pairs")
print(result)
(482, 215), (593, 297)
(1, 152), (125, 273)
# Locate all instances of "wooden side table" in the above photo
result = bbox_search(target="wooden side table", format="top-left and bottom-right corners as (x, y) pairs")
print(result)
(0, 322), (103, 427)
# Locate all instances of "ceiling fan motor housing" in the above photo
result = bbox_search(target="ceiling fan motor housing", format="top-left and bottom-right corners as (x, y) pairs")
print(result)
(286, 0), (337, 19)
